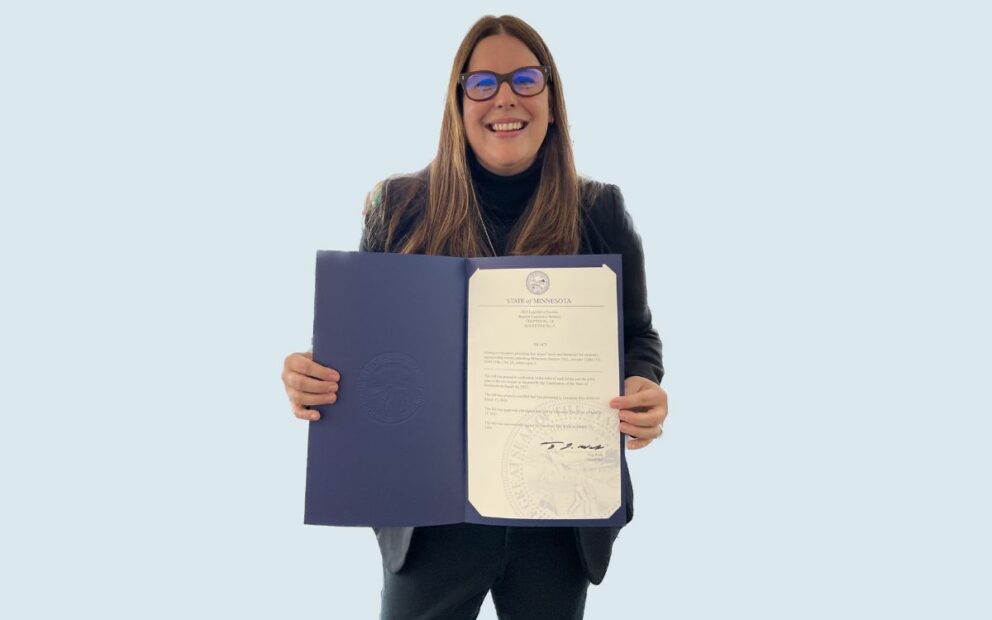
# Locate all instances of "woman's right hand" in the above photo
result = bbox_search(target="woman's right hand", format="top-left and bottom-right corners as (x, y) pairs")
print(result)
(282, 352), (340, 422)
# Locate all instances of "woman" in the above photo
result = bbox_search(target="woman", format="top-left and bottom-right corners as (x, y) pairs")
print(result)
(282, 15), (668, 619)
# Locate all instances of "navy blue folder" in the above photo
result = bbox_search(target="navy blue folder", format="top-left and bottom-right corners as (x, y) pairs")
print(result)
(305, 251), (627, 527)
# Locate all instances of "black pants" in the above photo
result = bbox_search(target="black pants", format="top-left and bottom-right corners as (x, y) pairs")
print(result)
(380, 523), (590, 619)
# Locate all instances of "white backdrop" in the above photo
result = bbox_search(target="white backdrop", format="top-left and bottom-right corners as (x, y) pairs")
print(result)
(1, 1), (989, 618)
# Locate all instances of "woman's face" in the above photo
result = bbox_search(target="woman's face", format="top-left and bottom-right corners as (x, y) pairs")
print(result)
(462, 34), (553, 176)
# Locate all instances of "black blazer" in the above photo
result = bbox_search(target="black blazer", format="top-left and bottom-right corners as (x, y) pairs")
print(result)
(358, 169), (664, 585)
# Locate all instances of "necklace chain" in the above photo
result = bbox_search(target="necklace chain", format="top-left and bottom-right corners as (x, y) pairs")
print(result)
(476, 201), (497, 257)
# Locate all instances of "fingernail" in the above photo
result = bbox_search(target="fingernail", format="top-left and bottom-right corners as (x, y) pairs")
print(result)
(310, 413), (319, 421)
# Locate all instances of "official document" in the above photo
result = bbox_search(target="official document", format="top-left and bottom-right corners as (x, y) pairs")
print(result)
(305, 251), (628, 528)
(467, 266), (620, 520)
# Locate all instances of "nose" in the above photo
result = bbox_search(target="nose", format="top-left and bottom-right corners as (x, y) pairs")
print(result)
(492, 80), (518, 108)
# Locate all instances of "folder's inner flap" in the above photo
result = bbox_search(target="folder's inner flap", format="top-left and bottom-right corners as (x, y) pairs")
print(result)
(305, 251), (467, 527)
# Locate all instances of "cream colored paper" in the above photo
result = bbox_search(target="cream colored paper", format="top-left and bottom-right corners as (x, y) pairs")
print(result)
(466, 265), (620, 520)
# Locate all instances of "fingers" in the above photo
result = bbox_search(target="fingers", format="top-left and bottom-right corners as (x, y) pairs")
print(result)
(612, 384), (668, 452)
(283, 351), (343, 422)
(292, 400), (320, 422)
(284, 352), (340, 382)
(617, 393), (666, 450)
(287, 389), (338, 421)
(626, 436), (655, 450)
(618, 407), (667, 429)
(283, 371), (339, 395)
(287, 388), (339, 407)
(620, 420), (663, 451)
(610, 385), (667, 411)
(619, 420), (663, 441)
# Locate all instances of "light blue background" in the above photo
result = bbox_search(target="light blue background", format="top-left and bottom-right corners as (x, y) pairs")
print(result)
(2, 1), (989, 618)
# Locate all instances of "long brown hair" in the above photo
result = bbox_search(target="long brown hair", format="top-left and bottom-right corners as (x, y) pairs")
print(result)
(369, 15), (589, 257)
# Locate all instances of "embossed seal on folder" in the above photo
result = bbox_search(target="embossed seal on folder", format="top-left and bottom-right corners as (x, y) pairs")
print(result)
(359, 352), (425, 425)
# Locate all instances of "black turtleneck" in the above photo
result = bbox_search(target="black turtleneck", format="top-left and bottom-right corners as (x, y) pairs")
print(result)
(467, 148), (542, 255)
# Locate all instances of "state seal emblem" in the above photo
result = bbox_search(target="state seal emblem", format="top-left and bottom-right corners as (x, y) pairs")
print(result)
(526, 270), (550, 295)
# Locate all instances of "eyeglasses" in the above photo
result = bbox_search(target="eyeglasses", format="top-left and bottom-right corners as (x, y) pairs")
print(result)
(458, 66), (551, 102)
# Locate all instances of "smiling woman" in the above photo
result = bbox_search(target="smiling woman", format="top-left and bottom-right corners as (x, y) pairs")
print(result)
(461, 35), (554, 176)
(280, 13), (668, 620)
(359, 15), (586, 259)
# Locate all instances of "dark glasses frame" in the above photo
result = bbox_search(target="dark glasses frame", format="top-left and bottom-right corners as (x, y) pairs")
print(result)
(458, 65), (552, 101)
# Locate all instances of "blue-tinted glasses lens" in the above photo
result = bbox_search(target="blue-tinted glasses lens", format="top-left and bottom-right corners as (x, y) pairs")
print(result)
(465, 73), (499, 99)
(510, 68), (544, 95)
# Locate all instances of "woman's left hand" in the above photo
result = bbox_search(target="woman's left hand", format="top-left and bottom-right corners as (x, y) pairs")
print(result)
(610, 376), (668, 450)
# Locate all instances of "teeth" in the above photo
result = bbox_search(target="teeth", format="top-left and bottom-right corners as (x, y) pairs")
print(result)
(490, 121), (524, 132)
